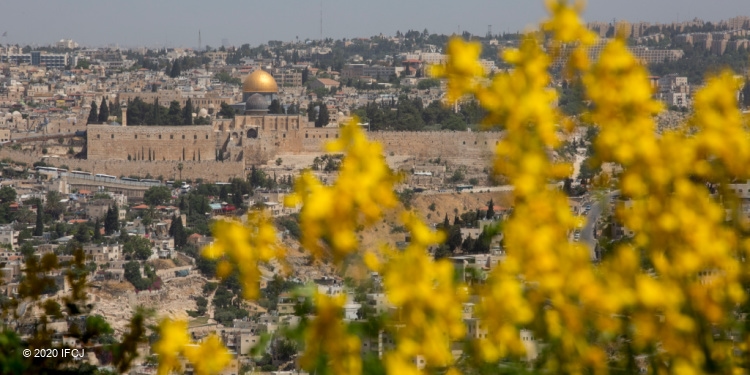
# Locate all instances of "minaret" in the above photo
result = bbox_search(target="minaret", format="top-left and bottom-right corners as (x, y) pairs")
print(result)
(121, 103), (127, 127)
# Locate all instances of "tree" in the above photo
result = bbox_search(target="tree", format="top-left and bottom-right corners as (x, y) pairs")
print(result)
(74, 223), (90, 243)
(87, 100), (98, 124)
(93, 217), (102, 242)
(169, 59), (181, 78)
(0, 186), (16, 203)
(268, 99), (282, 114)
(144, 186), (172, 206)
(315, 103), (330, 127)
(169, 215), (188, 248)
(104, 204), (119, 235)
(44, 191), (65, 220)
(124, 236), (153, 260)
(218, 102), (235, 119)
(98, 97), (109, 124)
(167, 101), (182, 125)
(742, 81), (750, 108)
(486, 198), (495, 219)
(183, 98), (193, 125)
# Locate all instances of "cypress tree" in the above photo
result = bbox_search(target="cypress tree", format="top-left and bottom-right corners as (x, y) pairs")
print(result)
(183, 98), (193, 125)
(315, 103), (330, 127)
(87, 101), (98, 125)
(93, 218), (102, 242)
(104, 204), (119, 235)
(170, 60), (181, 78)
(34, 201), (43, 236)
(98, 98), (109, 124)
(154, 98), (161, 125)
(486, 199), (495, 220)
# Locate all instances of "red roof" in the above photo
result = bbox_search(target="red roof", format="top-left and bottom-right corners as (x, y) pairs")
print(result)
(132, 204), (149, 210)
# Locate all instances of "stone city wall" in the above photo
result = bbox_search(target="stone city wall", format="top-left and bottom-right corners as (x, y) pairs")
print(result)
(87, 125), (217, 161)
(0, 148), (244, 182)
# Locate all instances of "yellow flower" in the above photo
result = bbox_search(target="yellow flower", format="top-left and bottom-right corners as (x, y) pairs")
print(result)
(152, 319), (190, 375)
(300, 293), (362, 375)
(184, 335), (233, 375)
(203, 210), (285, 300)
(154, 320), (233, 375)
(286, 119), (399, 263)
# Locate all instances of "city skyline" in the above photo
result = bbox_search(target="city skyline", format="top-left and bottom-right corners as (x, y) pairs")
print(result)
(1, 0), (748, 48)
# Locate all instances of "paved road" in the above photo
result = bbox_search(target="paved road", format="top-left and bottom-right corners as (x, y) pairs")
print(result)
(579, 191), (618, 261)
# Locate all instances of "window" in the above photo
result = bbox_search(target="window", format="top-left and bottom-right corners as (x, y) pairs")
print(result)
(170, 135), (173, 139)
(159, 134), (161, 139)
(111, 134), (114, 139)
(135, 135), (137, 139)
(305, 134), (308, 138)
(463, 141), (465, 145)
(206, 135), (209, 139)
(182, 135), (185, 139)
(97, 134), (100, 139)
(194, 135), (197, 140)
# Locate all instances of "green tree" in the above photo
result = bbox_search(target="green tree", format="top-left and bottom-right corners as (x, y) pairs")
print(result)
(169, 215), (188, 248)
(742, 81), (750, 108)
(183, 98), (193, 125)
(0, 185), (16, 203)
(167, 101), (182, 125)
(87, 100), (98, 124)
(98, 97), (109, 124)
(486, 198), (495, 219)
(93, 217), (102, 242)
(144, 186), (172, 206)
(169, 59), (181, 78)
(218, 102), (235, 119)
(268, 99), (282, 114)
(315, 103), (330, 128)
(74, 223), (90, 243)
(124, 236), (153, 260)
(104, 204), (119, 235)
(44, 191), (65, 219)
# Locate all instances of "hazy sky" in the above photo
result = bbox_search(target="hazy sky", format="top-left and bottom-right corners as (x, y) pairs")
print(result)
(1, 0), (747, 48)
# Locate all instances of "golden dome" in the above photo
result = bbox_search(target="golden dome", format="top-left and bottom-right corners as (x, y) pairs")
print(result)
(242, 69), (278, 93)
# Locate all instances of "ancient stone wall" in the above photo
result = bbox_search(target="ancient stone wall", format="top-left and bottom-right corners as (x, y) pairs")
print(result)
(371, 131), (503, 159)
(87, 125), (217, 161)
(0, 148), (244, 182)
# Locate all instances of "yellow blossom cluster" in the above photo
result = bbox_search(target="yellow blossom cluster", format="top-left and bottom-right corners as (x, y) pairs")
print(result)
(585, 41), (750, 371)
(299, 293), (363, 375)
(203, 211), (285, 300)
(367, 213), (467, 374)
(152, 319), (231, 375)
(285, 121), (400, 263)
(433, 0), (750, 373)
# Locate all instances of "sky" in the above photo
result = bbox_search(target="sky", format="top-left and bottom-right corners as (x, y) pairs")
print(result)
(1, 0), (748, 48)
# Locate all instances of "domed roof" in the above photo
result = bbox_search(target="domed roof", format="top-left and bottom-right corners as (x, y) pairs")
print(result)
(242, 69), (278, 93)
(245, 93), (269, 111)
(198, 108), (208, 117)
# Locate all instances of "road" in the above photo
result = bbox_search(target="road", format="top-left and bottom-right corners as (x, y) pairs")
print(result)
(579, 190), (618, 261)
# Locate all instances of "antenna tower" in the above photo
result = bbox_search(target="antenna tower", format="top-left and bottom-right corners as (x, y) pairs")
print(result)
(320, 0), (323, 42)
(487, 25), (492, 38)
(199, 30), (202, 51)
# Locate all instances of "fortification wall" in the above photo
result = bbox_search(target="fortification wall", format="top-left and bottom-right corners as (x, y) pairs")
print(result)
(238, 128), (504, 163)
(0, 148), (244, 182)
(371, 131), (503, 159)
(87, 125), (216, 161)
